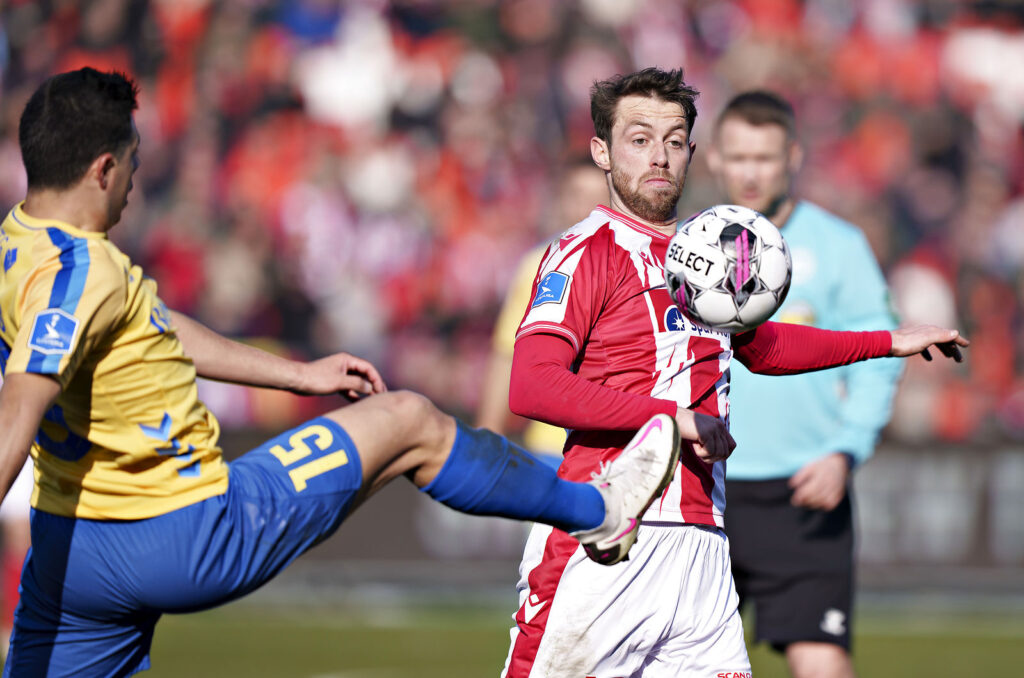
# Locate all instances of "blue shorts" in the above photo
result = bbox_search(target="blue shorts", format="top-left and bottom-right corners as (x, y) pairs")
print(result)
(4, 417), (363, 677)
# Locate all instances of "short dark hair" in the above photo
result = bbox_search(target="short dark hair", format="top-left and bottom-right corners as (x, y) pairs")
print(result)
(19, 68), (140, 190)
(590, 67), (700, 144)
(715, 90), (796, 140)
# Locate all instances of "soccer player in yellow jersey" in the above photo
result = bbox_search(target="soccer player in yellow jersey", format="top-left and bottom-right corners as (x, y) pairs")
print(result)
(0, 68), (704, 676)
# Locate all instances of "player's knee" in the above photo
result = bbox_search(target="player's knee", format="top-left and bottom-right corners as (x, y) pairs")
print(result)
(786, 641), (852, 678)
(374, 390), (452, 452)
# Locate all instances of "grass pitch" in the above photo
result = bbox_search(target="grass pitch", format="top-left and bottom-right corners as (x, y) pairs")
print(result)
(144, 598), (1024, 677)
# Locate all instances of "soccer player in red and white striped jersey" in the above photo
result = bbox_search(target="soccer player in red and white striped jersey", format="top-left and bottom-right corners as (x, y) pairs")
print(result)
(500, 67), (967, 678)
(514, 204), (734, 528)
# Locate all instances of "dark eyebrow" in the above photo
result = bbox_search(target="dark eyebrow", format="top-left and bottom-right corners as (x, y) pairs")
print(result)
(623, 120), (689, 135)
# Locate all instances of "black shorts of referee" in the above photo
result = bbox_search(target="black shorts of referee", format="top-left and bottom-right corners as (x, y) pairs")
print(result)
(724, 477), (854, 652)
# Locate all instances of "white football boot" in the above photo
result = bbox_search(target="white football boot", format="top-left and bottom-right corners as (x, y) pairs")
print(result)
(571, 413), (681, 565)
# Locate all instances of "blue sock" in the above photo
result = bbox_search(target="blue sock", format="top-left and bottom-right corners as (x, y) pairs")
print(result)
(420, 421), (605, 534)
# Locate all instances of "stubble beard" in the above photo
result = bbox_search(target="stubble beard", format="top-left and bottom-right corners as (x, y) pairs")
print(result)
(611, 165), (684, 223)
(758, 192), (789, 222)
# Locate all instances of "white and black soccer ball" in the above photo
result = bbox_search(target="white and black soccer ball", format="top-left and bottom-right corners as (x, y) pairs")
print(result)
(664, 204), (792, 333)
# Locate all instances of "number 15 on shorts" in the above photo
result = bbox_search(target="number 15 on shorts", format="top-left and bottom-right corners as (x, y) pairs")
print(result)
(268, 424), (349, 492)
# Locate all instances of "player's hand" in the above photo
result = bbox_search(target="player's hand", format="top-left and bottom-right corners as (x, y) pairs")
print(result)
(294, 353), (387, 400)
(675, 409), (736, 463)
(889, 325), (969, 362)
(789, 453), (849, 511)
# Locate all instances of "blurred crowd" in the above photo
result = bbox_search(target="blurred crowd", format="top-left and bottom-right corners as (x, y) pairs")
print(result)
(0, 0), (1021, 442)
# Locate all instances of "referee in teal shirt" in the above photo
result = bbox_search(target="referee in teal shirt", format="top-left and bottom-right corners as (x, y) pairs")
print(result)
(708, 91), (903, 678)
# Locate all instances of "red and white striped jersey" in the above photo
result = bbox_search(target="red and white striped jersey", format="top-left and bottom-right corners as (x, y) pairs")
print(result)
(516, 205), (732, 527)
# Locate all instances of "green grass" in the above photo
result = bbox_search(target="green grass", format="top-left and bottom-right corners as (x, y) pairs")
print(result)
(747, 633), (1024, 678)
(148, 604), (512, 678)
(143, 600), (1024, 677)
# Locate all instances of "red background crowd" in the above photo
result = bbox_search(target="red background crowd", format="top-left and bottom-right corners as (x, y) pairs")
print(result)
(1, 0), (1021, 443)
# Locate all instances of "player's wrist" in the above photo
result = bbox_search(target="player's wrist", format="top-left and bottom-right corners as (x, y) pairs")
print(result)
(839, 452), (856, 470)
(674, 408), (699, 440)
(285, 360), (313, 394)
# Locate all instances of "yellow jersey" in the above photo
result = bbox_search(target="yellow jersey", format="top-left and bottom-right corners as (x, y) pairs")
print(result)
(0, 203), (227, 520)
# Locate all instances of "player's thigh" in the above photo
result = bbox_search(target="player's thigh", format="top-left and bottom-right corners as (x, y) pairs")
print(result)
(319, 390), (455, 497)
(505, 524), (748, 678)
(43, 416), (367, 617)
(162, 417), (368, 608)
(170, 402), (451, 607)
(5, 610), (156, 678)
(505, 525), (653, 678)
(7, 591), (156, 678)
(638, 526), (749, 677)
(8, 510), (160, 678)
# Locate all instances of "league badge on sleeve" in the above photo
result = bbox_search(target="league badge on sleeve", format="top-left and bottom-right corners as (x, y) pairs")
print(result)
(531, 271), (570, 308)
(28, 309), (81, 355)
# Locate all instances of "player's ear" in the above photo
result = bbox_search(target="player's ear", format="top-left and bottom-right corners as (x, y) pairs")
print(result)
(89, 153), (117, 191)
(591, 136), (611, 171)
(787, 141), (804, 175)
(706, 141), (721, 174)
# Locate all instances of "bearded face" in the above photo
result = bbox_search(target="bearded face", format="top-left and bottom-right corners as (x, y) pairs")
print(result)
(610, 162), (685, 223)
(593, 95), (694, 227)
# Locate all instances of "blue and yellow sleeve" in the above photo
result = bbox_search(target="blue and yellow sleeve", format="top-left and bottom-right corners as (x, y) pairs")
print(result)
(8, 231), (126, 388)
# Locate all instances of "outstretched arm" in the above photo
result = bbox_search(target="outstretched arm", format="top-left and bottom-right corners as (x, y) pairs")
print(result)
(0, 373), (60, 504)
(734, 321), (968, 374)
(169, 311), (385, 399)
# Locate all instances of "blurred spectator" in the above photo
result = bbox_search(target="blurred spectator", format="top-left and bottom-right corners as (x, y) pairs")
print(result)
(0, 0), (1017, 440)
(476, 159), (607, 453)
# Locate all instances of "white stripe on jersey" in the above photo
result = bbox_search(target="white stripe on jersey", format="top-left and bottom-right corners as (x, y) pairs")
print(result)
(516, 245), (588, 348)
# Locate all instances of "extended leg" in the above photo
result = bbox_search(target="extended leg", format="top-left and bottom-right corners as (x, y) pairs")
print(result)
(323, 391), (681, 564)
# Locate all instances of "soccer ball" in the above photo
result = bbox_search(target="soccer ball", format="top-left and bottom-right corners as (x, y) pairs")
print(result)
(664, 204), (792, 333)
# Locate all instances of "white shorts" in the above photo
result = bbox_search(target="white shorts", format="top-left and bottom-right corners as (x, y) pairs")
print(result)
(502, 523), (750, 678)
(0, 459), (33, 521)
